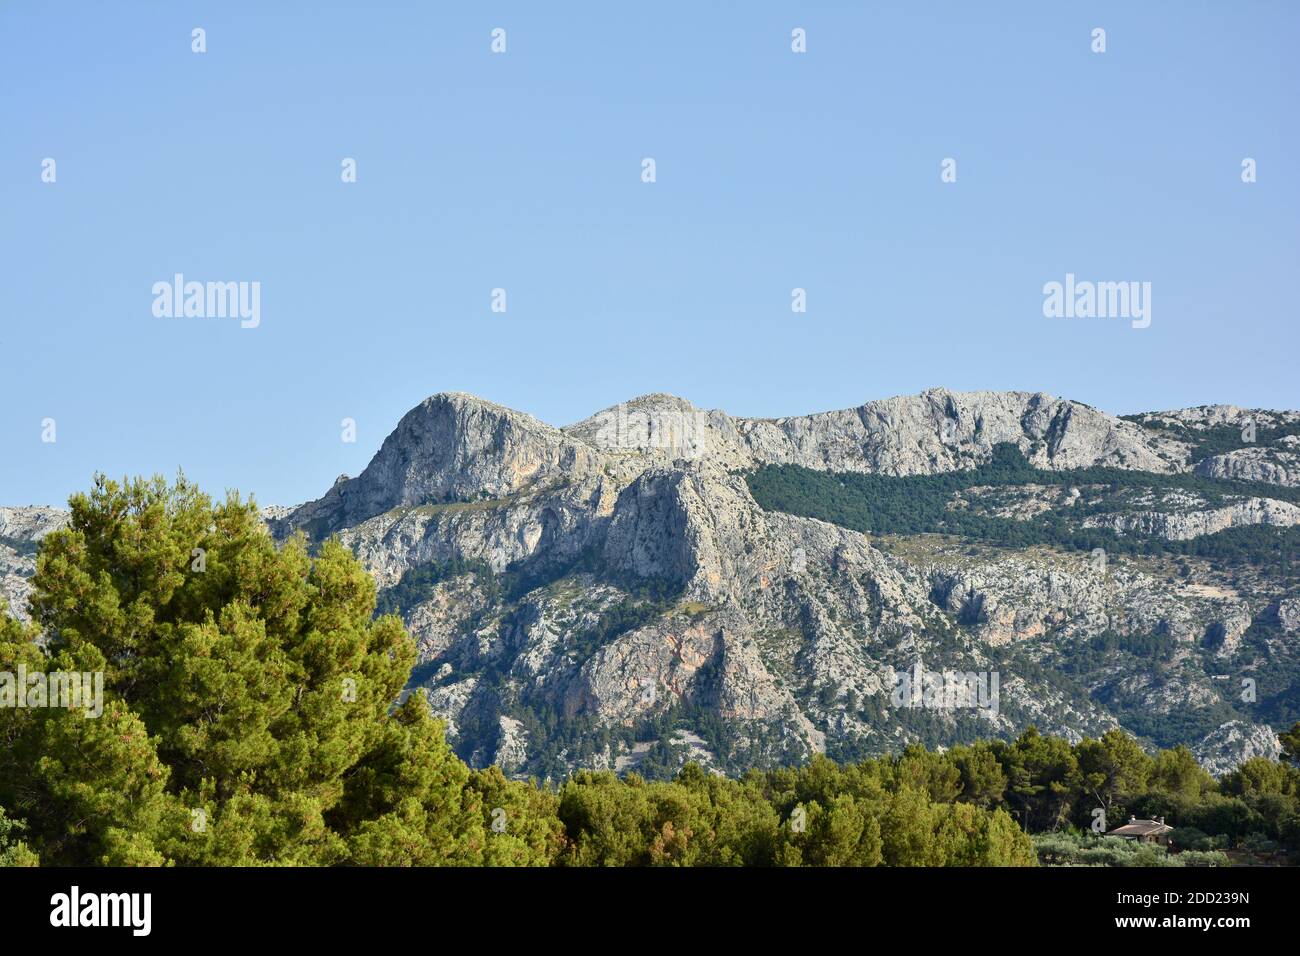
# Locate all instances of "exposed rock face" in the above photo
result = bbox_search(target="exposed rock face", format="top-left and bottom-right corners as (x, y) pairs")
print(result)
(948, 484), (1079, 521)
(256, 390), (1300, 777)
(1137, 404), (1299, 432)
(277, 393), (606, 537)
(493, 716), (530, 774)
(570, 388), (1185, 477)
(1193, 720), (1283, 777)
(1275, 598), (1300, 632)
(1129, 405), (1300, 479)
(746, 389), (1186, 474)
(1195, 437), (1300, 487)
(7, 389), (1298, 779)
(0, 506), (69, 619)
(567, 394), (752, 471)
(1204, 606), (1254, 659)
(924, 559), (1251, 649)
(403, 576), (491, 661)
(0, 506), (69, 543)
(1083, 495), (1300, 541)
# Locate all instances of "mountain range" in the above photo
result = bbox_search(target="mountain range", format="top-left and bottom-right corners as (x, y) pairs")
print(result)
(5, 387), (1299, 779)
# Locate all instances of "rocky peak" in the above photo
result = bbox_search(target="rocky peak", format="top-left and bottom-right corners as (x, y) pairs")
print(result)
(565, 394), (751, 469)
(280, 392), (606, 535)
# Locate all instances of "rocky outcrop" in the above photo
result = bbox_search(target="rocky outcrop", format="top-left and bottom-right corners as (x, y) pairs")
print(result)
(1136, 404), (1299, 433)
(279, 393), (607, 536)
(1083, 496), (1300, 541)
(737, 389), (1183, 475)
(0, 505), (69, 543)
(0, 506), (69, 619)
(567, 394), (753, 472)
(493, 716), (530, 774)
(1195, 436), (1300, 487)
(1193, 721), (1283, 777)
(1274, 598), (1300, 632)
(571, 388), (1185, 477)
(1129, 405), (1300, 484)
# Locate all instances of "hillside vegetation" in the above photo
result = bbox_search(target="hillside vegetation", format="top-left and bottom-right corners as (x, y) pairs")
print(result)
(5, 475), (1300, 867)
(745, 442), (1300, 567)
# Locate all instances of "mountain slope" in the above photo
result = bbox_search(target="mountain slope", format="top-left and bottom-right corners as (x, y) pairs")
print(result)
(6, 389), (1296, 779)
(272, 391), (1298, 777)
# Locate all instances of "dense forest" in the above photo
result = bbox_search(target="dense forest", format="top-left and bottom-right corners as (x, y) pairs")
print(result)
(3, 476), (1299, 867)
(744, 442), (1300, 567)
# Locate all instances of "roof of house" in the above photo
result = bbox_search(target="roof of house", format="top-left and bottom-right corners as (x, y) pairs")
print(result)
(1106, 817), (1173, 837)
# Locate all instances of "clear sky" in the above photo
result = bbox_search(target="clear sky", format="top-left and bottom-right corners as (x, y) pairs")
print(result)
(2, 1), (1296, 507)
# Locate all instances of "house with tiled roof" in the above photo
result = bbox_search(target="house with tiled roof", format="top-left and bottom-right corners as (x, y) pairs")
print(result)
(1106, 816), (1173, 844)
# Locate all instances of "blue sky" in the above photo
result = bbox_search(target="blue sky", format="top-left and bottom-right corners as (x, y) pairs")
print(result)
(2, 1), (1296, 507)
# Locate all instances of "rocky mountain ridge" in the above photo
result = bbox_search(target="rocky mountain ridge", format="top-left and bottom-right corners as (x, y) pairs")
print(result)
(7, 389), (1299, 779)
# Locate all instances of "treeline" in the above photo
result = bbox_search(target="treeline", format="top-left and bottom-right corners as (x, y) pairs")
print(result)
(924, 727), (1300, 857)
(744, 443), (1300, 567)
(552, 725), (1300, 866)
(3, 475), (1298, 868)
